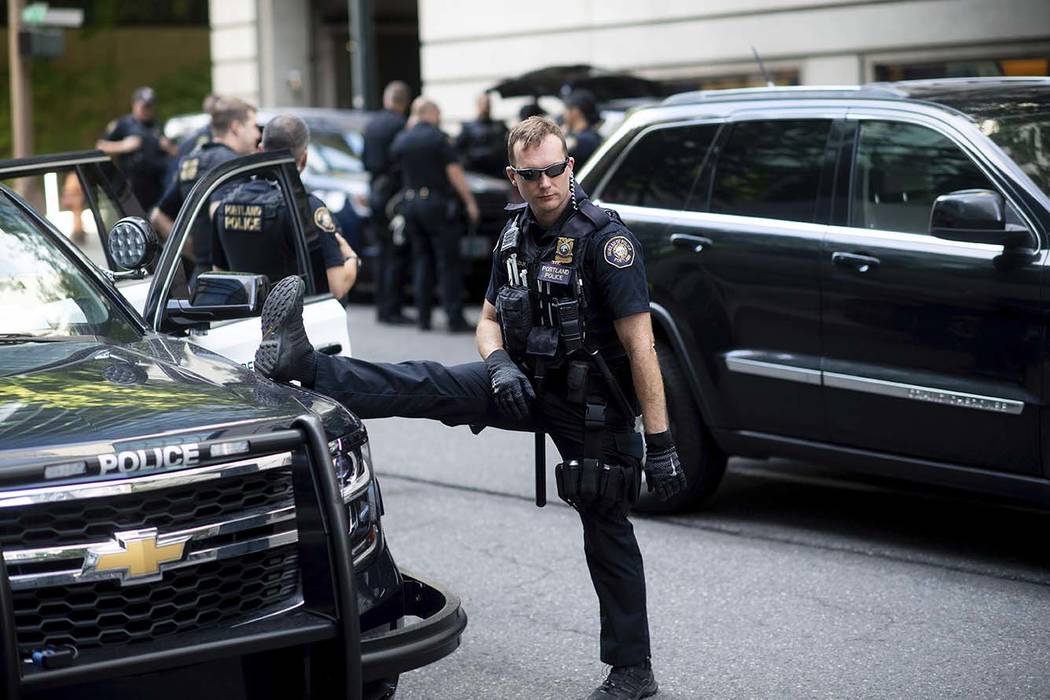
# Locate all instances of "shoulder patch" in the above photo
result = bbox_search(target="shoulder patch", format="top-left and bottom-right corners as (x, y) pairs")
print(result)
(313, 205), (337, 233)
(179, 157), (199, 182)
(603, 235), (635, 269)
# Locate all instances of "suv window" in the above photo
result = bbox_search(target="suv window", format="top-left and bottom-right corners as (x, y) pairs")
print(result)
(852, 120), (994, 234)
(600, 124), (719, 210)
(709, 119), (831, 223)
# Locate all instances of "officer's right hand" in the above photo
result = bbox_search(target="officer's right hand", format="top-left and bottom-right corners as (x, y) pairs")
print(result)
(484, 348), (535, 421)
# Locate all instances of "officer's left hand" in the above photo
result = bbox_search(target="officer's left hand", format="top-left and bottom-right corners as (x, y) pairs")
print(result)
(643, 431), (687, 501)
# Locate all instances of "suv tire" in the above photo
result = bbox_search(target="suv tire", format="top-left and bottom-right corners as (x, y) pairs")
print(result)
(635, 341), (727, 513)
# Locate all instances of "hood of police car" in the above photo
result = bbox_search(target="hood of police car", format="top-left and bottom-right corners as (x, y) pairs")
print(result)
(0, 334), (358, 468)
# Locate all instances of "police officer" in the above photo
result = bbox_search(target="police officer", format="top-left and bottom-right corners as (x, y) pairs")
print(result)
(165, 93), (221, 190)
(454, 92), (509, 178)
(563, 90), (603, 168)
(391, 97), (479, 332)
(213, 114), (359, 299)
(97, 87), (173, 211)
(364, 81), (411, 325)
(253, 116), (685, 700)
(150, 97), (260, 279)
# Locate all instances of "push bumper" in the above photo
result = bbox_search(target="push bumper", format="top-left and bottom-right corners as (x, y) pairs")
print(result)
(362, 571), (467, 681)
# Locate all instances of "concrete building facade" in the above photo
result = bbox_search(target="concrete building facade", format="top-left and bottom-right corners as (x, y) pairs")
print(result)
(210, 0), (1050, 121)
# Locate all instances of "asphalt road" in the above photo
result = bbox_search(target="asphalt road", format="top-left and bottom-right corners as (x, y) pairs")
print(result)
(347, 304), (1050, 700)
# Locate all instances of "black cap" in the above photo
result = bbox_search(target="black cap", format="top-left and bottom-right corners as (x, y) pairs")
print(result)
(132, 86), (155, 105)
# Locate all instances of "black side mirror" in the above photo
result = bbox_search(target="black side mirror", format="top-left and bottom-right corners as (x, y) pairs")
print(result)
(106, 216), (159, 271)
(163, 272), (270, 328)
(929, 189), (1029, 248)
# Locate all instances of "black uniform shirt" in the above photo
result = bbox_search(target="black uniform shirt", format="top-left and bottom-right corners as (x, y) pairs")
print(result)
(212, 179), (298, 284)
(454, 116), (508, 177)
(157, 141), (239, 268)
(390, 122), (458, 193)
(567, 127), (602, 168)
(178, 124), (212, 160)
(306, 193), (346, 295)
(362, 109), (407, 177)
(104, 114), (167, 208)
(485, 196), (649, 359)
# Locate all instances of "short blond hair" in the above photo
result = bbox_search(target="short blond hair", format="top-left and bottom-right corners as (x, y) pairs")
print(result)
(507, 116), (566, 167)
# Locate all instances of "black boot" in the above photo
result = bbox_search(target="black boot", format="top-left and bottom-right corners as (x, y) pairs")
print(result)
(254, 276), (318, 386)
(587, 660), (658, 700)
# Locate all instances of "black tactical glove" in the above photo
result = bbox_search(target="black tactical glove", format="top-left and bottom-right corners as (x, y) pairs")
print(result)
(484, 348), (535, 421)
(644, 430), (687, 501)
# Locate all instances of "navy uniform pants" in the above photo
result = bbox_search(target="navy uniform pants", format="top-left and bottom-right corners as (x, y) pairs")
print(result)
(403, 197), (464, 328)
(314, 353), (652, 666)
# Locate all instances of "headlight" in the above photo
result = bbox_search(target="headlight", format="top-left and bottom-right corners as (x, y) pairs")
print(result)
(329, 435), (381, 562)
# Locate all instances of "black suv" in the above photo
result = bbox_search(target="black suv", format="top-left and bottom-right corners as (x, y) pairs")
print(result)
(578, 77), (1050, 512)
(0, 165), (466, 697)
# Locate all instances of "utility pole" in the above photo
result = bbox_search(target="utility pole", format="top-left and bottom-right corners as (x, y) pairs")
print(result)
(8, 0), (33, 158)
(348, 0), (376, 109)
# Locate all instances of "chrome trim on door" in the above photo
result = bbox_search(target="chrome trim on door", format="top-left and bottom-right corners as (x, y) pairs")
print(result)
(823, 372), (1024, 415)
(724, 355), (1024, 414)
(724, 356), (821, 386)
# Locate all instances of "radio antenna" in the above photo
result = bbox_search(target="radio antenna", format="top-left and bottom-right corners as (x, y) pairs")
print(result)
(751, 46), (774, 87)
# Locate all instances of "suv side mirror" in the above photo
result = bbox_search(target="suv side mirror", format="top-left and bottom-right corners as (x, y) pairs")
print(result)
(106, 216), (159, 274)
(929, 189), (1029, 248)
(163, 272), (270, 328)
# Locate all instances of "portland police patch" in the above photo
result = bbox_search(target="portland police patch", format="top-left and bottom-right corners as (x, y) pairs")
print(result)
(603, 236), (635, 269)
(314, 206), (337, 233)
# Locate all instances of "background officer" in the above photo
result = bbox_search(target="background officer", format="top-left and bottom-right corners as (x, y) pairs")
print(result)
(165, 93), (221, 190)
(454, 91), (509, 178)
(254, 116), (685, 700)
(213, 114), (359, 299)
(150, 97), (260, 279)
(563, 90), (603, 168)
(364, 80), (411, 325)
(97, 86), (173, 211)
(391, 97), (480, 333)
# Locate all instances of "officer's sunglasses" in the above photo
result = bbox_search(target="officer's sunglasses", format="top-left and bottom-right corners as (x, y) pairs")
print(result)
(511, 159), (570, 182)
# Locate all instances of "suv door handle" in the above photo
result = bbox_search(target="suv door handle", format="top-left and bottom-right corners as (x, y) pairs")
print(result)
(670, 233), (713, 253)
(831, 252), (880, 273)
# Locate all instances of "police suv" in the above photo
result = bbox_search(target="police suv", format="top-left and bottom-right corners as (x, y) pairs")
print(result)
(579, 77), (1050, 512)
(0, 153), (465, 697)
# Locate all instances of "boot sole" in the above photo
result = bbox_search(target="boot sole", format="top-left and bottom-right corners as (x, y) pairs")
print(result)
(255, 276), (304, 378)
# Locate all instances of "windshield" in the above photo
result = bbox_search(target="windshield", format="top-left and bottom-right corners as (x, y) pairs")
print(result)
(306, 129), (365, 176)
(0, 191), (139, 342)
(982, 113), (1050, 198)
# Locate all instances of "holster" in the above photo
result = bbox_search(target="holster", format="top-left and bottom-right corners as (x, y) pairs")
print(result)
(555, 458), (640, 516)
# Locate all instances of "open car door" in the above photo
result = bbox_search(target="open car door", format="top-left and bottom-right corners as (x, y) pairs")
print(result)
(0, 150), (155, 311)
(142, 151), (351, 365)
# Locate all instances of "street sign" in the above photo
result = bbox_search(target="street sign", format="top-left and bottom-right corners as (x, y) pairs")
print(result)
(22, 3), (84, 28)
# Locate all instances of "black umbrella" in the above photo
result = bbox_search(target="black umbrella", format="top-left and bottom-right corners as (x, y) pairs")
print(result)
(489, 64), (667, 101)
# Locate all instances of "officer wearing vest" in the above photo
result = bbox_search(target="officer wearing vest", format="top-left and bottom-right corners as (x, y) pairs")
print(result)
(151, 97), (261, 280)
(391, 97), (479, 332)
(253, 116), (684, 700)
(213, 114), (359, 298)
(97, 87), (173, 212)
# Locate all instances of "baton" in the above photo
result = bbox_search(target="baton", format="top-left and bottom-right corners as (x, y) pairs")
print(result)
(535, 431), (546, 507)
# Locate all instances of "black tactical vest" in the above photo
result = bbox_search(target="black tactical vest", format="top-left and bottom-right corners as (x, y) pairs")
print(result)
(494, 199), (611, 370)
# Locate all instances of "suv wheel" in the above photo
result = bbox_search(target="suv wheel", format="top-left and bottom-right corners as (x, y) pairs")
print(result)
(635, 341), (727, 513)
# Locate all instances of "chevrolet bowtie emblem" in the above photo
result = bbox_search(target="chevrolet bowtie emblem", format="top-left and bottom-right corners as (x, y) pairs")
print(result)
(83, 528), (190, 585)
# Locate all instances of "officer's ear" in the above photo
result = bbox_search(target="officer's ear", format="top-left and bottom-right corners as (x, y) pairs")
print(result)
(505, 165), (517, 186)
(567, 155), (575, 174)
